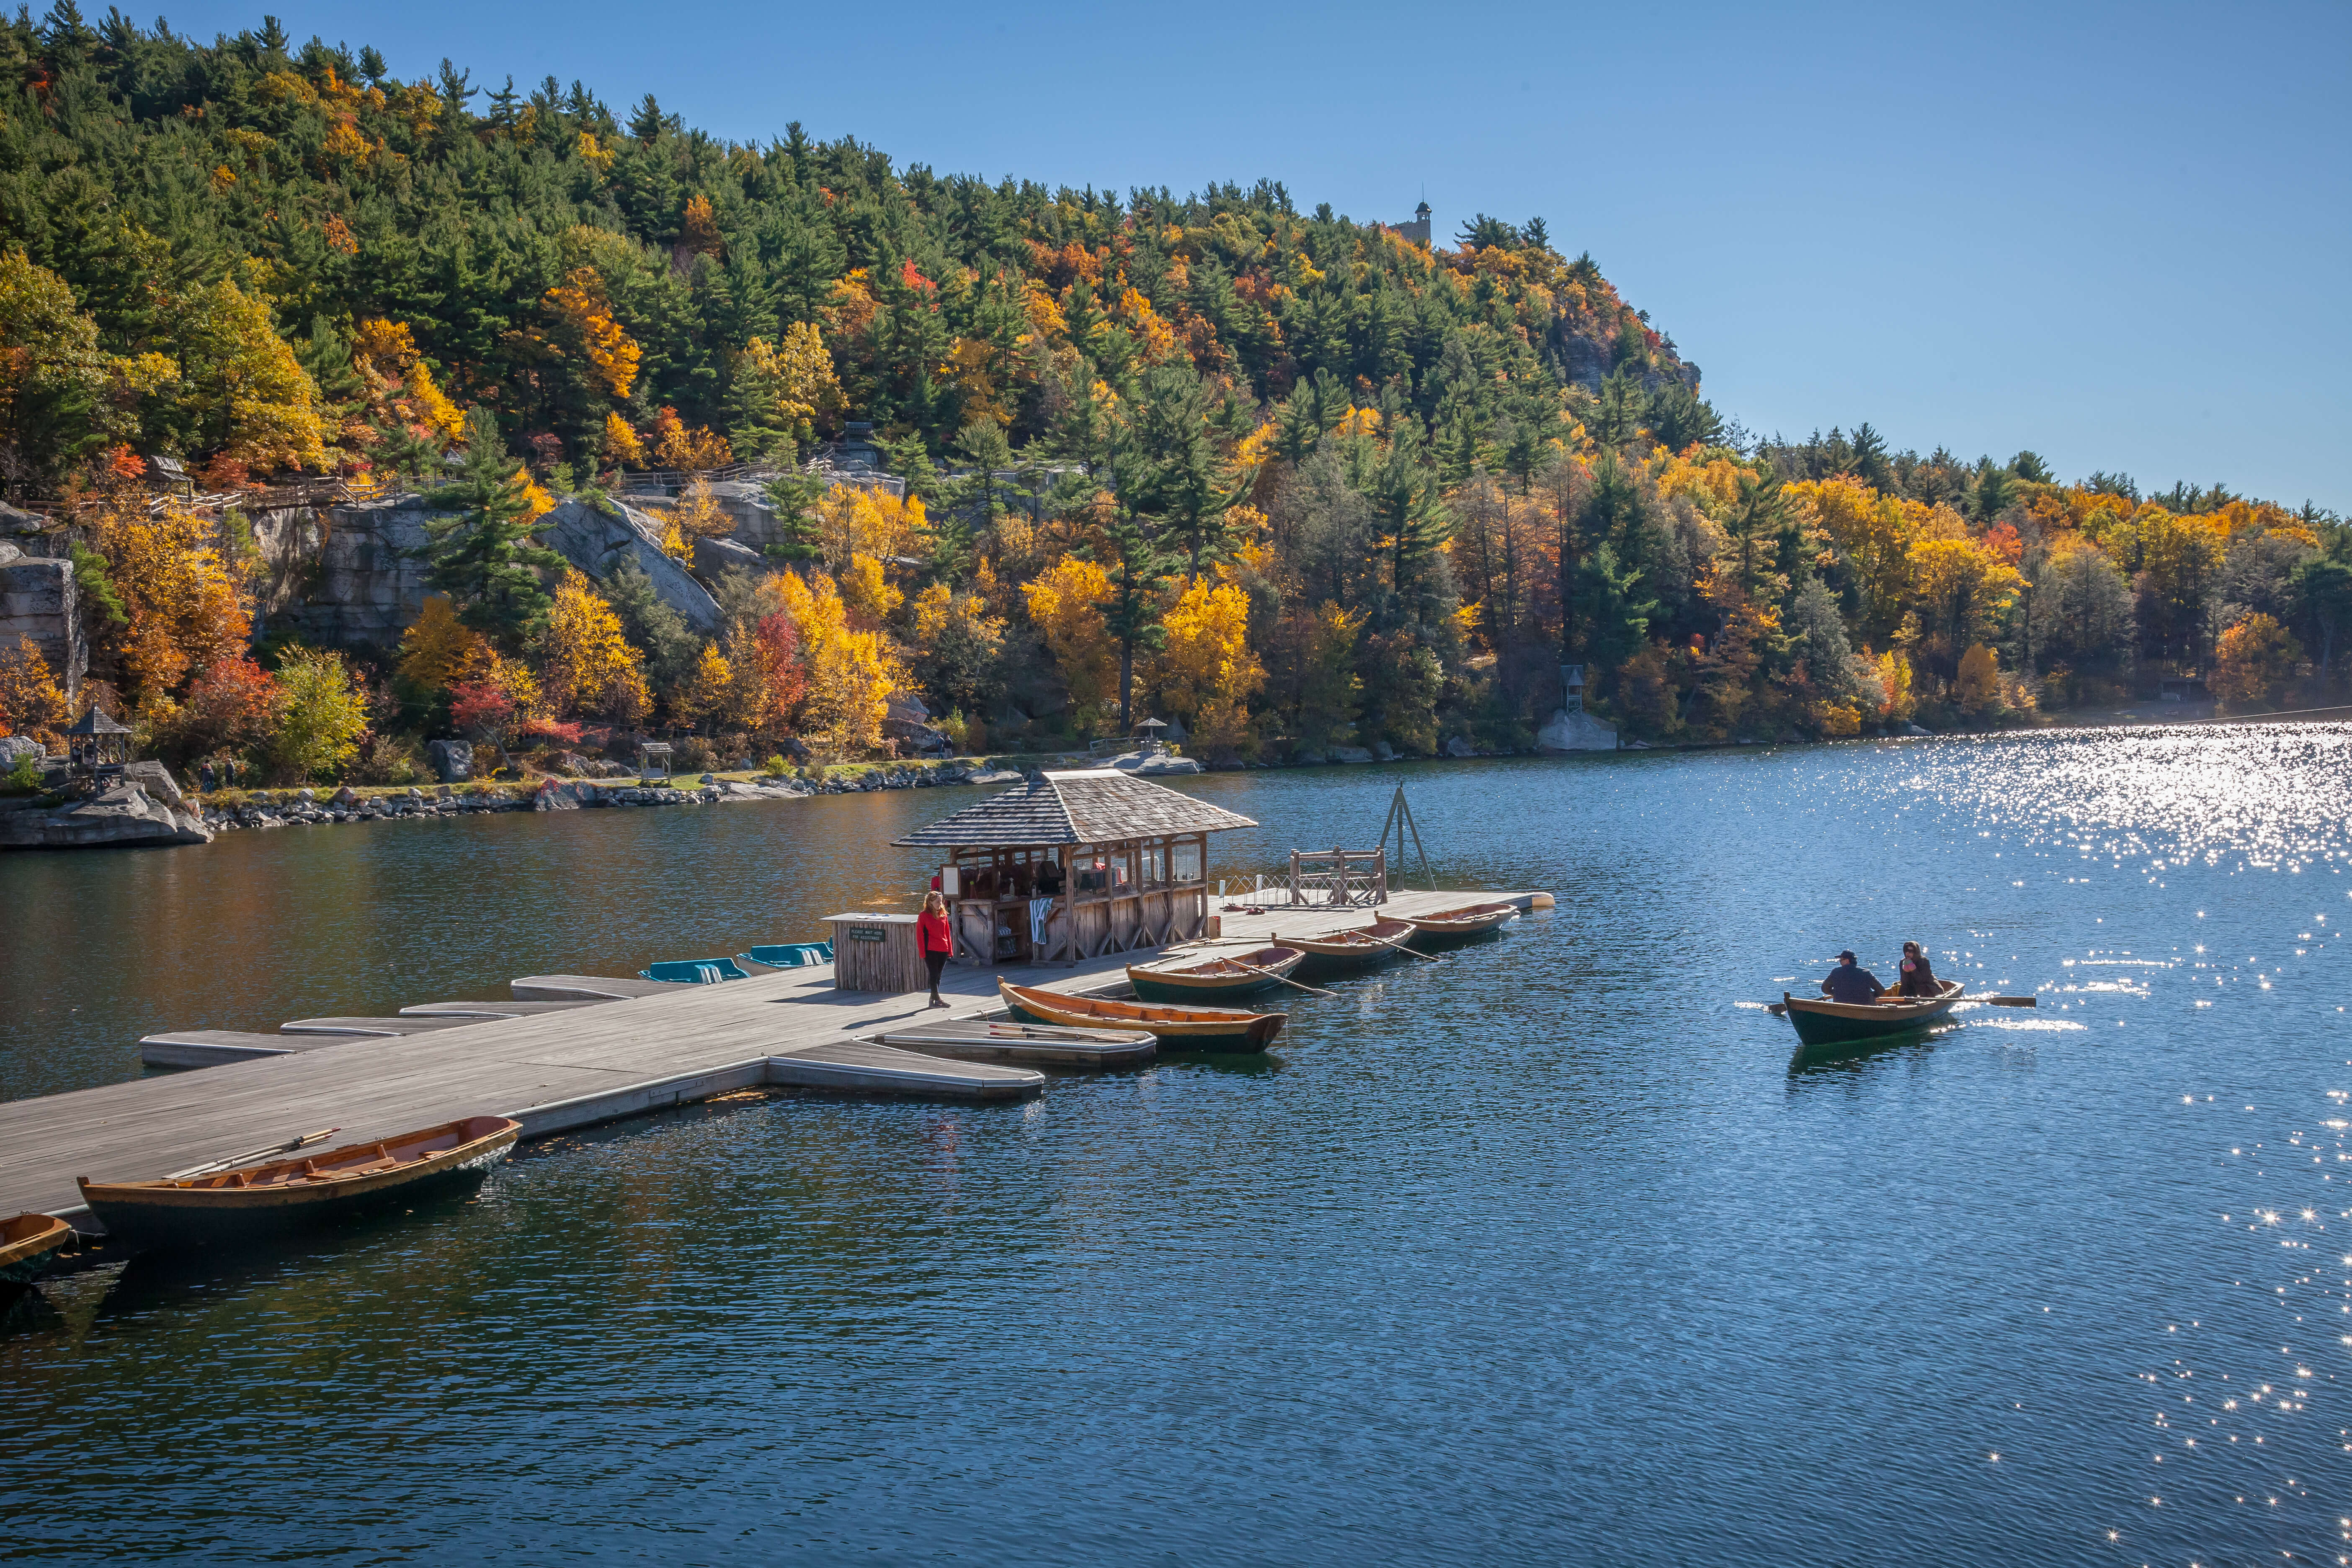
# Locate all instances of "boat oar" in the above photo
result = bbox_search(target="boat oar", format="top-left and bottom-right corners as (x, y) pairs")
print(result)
(1357, 930), (1443, 964)
(1227, 961), (1338, 998)
(1968, 995), (2038, 1007)
(165, 1126), (340, 1181)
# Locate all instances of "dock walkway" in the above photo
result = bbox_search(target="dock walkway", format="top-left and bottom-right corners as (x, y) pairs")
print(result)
(0, 890), (1535, 1225)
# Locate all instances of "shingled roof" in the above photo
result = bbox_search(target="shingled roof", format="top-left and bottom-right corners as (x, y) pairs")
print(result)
(891, 769), (1257, 848)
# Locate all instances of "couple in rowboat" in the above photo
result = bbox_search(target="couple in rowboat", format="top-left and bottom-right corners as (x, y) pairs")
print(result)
(1821, 942), (1939, 1003)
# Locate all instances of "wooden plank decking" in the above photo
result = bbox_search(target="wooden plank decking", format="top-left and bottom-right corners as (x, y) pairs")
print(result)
(0, 889), (1538, 1226)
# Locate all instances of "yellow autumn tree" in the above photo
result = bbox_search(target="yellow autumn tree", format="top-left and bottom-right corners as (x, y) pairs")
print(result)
(396, 596), (487, 691)
(1955, 643), (2002, 713)
(1786, 477), (1914, 647)
(1907, 536), (2023, 695)
(1155, 574), (1264, 729)
(539, 570), (650, 722)
(602, 410), (645, 467)
(173, 276), (327, 472)
(730, 322), (843, 448)
(840, 552), (903, 624)
(1021, 556), (1119, 727)
(815, 483), (923, 572)
(542, 267), (640, 398)
(655, 477), (736, 554)
(2211, 613), (2301, 709)
(777, 568), (903, 756)
(675, 642), (734, 734)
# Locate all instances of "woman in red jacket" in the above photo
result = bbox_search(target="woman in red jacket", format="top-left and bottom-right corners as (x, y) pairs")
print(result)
(917, 890), (953, 1008)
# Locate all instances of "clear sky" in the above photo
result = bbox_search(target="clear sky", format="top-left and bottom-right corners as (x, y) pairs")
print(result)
(169, 1), (2352, 511)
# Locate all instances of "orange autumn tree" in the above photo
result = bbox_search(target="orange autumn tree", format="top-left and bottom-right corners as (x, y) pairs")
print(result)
(0, 635), (69, 745)
(776, 567), (903, 756)
(542, 268), (641, 399)
(85, 502), (252, 699)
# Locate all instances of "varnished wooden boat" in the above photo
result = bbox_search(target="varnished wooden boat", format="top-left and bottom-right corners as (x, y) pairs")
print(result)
(1274, 918), (1419, 979)
(77, 1116), (521, 1251)
(0, 1213), (74, 1288)
(1126, 945), (1304, 1003)
(1403, 902), (1519, 947)
(999, 980), (1286, 1051)
(1782, 979), (1964, 1049)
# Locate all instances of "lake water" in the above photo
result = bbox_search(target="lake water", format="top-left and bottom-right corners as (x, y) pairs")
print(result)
(3, 732), (2349, 1565)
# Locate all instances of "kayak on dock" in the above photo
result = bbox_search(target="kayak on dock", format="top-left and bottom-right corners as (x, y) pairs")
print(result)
(1126, 945), (1304, 1003)
(1273, 918), (1419, 978)
(0, 1213), (75, 1290)
(77, 1116), (521, 1252)
(1403, 903), (1519, 947)
(998, 980), (1286, 1051)
(640, 958), (751, 984)
(1779, 980), (1965, 1048)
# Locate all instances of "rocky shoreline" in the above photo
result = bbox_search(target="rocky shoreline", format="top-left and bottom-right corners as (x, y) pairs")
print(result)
(193, 762), (1033, 836)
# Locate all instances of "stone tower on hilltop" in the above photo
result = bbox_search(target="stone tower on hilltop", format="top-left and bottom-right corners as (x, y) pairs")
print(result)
(1395, 200), (1431, 246)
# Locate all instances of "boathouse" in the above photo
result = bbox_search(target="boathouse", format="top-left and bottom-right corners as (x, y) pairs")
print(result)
(891, 771), (1256, 966)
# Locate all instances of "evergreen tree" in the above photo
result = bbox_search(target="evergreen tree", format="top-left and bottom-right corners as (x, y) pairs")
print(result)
(1122, 365), (1239, 578)
(419, 408), (566, 646)
(759, 472), (826, 565)
(1082, 515), (1179, 731)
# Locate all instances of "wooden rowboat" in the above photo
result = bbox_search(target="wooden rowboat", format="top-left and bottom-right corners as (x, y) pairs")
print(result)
(1781, 980), (1965, 1049)
(1403, 902), (1519, 947)
(0, 1213), (75, 1288)
(1273, 918), (1419, 979)
(999, 980), (1286, 1051)
(77, 1116), (521, 1252)
(1126, 945), (1304, 1003)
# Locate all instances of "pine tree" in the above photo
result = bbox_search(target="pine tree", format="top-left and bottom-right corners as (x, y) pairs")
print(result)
(1083, 514), (1179, 732)
(420, 408), (566, 646)
(759, 472), (827, 565)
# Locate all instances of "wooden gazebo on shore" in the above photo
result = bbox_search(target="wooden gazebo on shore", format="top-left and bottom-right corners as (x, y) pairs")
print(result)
(892, 771), (1257, 967)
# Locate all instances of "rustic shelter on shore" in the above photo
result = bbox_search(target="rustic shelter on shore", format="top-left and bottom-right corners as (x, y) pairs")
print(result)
(891, 770), (1257, 966)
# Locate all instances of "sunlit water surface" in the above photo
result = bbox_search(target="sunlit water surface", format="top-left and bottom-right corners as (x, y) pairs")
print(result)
(3, 728), (2349, 1564)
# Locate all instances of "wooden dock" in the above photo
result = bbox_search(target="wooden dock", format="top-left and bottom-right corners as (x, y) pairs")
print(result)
(3, 890), (1540, 1228)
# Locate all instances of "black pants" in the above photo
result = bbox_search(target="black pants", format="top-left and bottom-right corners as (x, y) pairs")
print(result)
(925, 950), (948, 994)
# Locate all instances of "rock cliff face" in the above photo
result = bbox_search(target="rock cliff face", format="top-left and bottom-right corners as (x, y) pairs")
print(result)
(250, 494), (723, 652)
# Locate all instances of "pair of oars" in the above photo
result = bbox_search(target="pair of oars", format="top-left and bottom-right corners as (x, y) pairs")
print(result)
(1764, 994), (2037, 1017)
(164, 1125), (340, 1181)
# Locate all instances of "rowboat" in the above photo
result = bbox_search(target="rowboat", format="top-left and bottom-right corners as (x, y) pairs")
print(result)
(1403, 902), (1518, 947)
(1781, 980), (1965, 1049)
(1126, 945), (1304, 1003)
(77, 1116), (521, 1251)
(998, 980), (1286, 1051)
(1273, 918), (1418, 979)
(0, 1213), (74, 1289)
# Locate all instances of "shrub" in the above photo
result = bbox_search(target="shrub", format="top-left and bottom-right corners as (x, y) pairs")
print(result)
(799, 763), (829, 785)
(3, 752), (44, 794)
(763, 753), (789, 776)
(270, 648), (369, 781)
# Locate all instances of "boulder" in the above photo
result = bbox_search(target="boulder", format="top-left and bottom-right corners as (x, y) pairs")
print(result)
(0, 735), (47, 770)
(1905, 722), (1932, 736)
(1372, 740), (1396, 762)
(1329, 745), (1374, 764)
(1442, 735), (1478, 758)
(1289, 746), (1327, 766)
(0, 782), (212, 849)
(1534, 708), (1619, 753)
(965, 769), (1023, 786)
(1132, 753), (1202, 775)
(428, 739), (472, 783)
(534, 780), (582, 811)
(331, 785), (359, 807)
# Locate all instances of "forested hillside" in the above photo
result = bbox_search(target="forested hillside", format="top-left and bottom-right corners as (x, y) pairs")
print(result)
(2, 8), (2347, 783)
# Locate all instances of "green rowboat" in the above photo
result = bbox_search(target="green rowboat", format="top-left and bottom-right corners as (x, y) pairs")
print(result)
(1781, 980), (1964, 1048)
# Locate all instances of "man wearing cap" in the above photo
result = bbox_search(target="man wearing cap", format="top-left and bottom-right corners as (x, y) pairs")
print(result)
(1820, 949), (1886, 1004)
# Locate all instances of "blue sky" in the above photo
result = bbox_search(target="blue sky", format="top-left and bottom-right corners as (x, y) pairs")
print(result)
(175, 1), (2351, 511)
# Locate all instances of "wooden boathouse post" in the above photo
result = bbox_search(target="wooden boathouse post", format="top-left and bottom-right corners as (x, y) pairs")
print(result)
(887, 771), (1257, 970)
